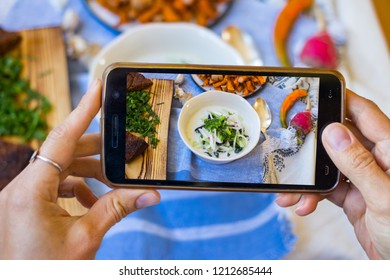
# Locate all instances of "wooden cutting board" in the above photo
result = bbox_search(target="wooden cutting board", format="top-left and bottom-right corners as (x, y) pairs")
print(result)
(125, 79), (174, 180)
(18, 27), (87, 216)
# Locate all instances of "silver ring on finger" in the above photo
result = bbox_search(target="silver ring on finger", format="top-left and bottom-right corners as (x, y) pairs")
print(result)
(29, 150), (63, 173)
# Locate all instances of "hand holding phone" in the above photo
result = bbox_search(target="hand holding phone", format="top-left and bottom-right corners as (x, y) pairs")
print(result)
(101, 63), (345, 193)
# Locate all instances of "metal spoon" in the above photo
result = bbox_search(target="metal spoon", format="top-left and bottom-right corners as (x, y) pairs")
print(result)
(253, 98), (272, 135)
(221, 25), (263, 66)
(253, 98), (279, 184)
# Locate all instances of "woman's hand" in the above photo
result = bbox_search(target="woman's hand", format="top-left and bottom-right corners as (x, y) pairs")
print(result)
(276, 90), (390, 260)
(0, 80), (160, 259)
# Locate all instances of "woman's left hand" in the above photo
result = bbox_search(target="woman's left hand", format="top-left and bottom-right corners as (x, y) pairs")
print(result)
(0, 80), (160, 259)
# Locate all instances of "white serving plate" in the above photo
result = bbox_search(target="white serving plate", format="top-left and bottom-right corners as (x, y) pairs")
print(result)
(89, 23), (244, 81)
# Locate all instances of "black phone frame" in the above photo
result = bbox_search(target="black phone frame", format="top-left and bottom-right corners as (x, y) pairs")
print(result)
(102, 63), (345, 193)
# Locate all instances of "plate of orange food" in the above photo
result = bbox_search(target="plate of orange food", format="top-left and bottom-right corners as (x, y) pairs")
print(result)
(83, 0), (234, 33)
(192, 74), (267, 97)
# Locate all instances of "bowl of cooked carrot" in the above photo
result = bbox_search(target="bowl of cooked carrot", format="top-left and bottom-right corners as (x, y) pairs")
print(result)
(83, 0), (234, 33)
(192, 74), (268, 97)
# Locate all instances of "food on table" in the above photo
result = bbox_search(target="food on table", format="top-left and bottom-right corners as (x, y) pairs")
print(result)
(0, 139), (34, 190)
(191, 109), (249, 159)
(274, 0), (313, 66)
(62, 9), (80, 33)
(174, 74), (185, 85)
(127, 72), (153, 91)
(290, 95), (312, 143)
(196, 74), (267, 96)
(300, 30), (339, 69)
(0, 55), (51, 142)
(279, 88), (308, 128)
(125, 131), (149, 162)
(174, 86), (192, 105)
(0, 29), (52, 191)
(299, 6), (339, 69)
(126, 73), (160, 148)
(0, 28), (22, 55)
(95, 0), (231, 27)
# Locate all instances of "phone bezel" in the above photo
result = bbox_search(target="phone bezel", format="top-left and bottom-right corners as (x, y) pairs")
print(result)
(101, 63), (345, 193)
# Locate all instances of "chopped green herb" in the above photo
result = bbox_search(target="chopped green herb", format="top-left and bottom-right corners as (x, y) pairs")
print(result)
(0, 55), (51, 142)
(39, 69), (53, 78)
(126, 90), (160, 148)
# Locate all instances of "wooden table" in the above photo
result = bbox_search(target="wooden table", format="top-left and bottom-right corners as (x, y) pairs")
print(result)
(373, 0), (390, 51)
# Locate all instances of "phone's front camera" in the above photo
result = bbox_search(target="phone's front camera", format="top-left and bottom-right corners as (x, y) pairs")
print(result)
(113, 91), (120, 99)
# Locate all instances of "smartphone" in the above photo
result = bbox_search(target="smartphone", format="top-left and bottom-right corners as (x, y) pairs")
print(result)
(101, 63), (345, 193)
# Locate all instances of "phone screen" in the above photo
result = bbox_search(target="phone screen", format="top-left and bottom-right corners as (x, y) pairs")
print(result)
(103, 65), (344, 192)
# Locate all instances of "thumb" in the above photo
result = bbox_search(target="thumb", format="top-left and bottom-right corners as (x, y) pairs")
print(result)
(80, 189), (160, 239)
(322, 123), (390, 208)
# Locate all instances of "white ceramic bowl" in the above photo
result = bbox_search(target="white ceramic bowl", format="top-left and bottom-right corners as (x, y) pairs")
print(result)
(178, 91), (261, 164)
(89, 23), (244, 81)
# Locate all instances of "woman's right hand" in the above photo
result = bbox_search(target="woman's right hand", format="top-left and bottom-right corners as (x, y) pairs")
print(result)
(276, 90), (390, 259)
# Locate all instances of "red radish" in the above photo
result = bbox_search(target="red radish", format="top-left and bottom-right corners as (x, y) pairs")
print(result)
(300, 31), (338, 68)
(290, 96), (312, 136)
(299, 5), (339, 69)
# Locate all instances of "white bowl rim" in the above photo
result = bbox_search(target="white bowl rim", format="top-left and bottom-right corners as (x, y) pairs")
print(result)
(178, 90), (261, 163)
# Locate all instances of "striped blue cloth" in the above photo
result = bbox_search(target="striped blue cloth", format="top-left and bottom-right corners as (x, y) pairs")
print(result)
(2, 0), (319, 260)
(97, 191), (295, 260)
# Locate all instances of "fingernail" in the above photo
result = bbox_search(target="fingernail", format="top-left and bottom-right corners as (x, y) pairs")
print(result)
(274, 194), (283, 204)
(295, 197), (306, 213)
(135, 192), (159, 209)
(324, 124), (352, 151)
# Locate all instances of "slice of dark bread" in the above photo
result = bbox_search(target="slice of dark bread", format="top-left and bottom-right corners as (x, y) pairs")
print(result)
(0, 28), (22, 55)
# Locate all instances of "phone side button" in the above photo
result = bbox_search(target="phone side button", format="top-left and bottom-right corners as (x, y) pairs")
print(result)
(324, 165), (330, 176)
(112, 114), (119, 148)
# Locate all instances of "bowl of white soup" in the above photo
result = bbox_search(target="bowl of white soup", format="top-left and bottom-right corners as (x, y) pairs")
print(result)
(178, 91), (261, 164)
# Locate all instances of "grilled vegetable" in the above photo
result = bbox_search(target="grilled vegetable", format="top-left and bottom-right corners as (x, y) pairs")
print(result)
(274, 0), (313, 66)
(280, 88), (308, 128)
